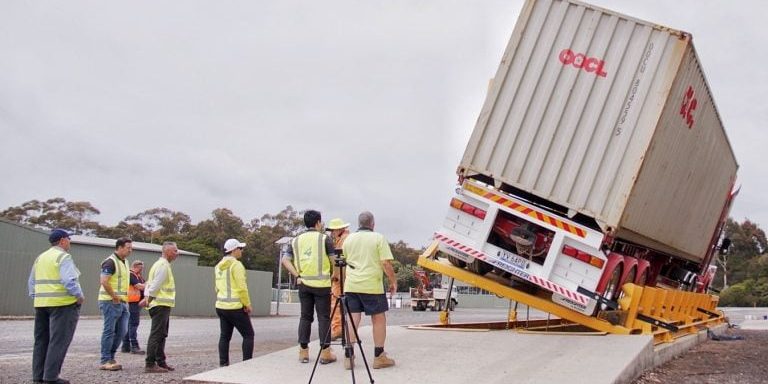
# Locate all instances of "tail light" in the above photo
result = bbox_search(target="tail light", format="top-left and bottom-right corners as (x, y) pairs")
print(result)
(562, 245), (605, 269)
(450, 198), (487, 220)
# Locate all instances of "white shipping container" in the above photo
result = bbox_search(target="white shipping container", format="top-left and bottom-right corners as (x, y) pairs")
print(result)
(459, 0), (738, 263)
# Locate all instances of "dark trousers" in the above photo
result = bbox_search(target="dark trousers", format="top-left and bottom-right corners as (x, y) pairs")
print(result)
(122, 302), (142, 350)
(145, 306), (171, 366)
(298, 284), (331, 347)
(33, 303), (80, 382)
(216, 308), (255, 366)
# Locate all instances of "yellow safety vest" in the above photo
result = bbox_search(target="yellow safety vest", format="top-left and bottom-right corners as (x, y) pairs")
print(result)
(147, 258), (175, 308)
(98, 254), (129, 301)
(291, 231), (332, 288)
(32, 247), (79, 307)
(214, 257), (246, 310)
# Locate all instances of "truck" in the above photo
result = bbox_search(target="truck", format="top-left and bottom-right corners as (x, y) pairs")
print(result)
(432, 0), (738, 316)
(410, 270), (458, 312)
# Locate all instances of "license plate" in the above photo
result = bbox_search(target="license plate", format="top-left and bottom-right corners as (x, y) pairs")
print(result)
(497, 249), (529, 270)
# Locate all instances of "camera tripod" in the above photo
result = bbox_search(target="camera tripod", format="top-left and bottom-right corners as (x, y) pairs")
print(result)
(308, 258), (374, 384)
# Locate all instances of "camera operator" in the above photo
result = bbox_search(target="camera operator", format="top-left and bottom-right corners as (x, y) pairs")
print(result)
(326, 218), (350, 340)
(280, 210), (338, 365)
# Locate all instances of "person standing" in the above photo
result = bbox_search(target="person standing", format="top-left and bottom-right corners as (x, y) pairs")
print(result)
(98, 237), (132, 371)
(121, 260), (145, 354)
(342, 211), (397, 370)
(281, 210), (337, 365)
(214, 238), (255, 367)
(140, 241), (178, 373)
(326, 218), (350, 340)
(29, 228), (84, 384)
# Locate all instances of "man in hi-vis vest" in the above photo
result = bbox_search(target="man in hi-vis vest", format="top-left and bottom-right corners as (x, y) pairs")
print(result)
(28, 228), (84, 384)
(140, 241), (178, 374)
(121, 259), (145, 354)
(281, 210), (337, 365)
(98, 237), (133, 371)
(214, 238), (255, 367)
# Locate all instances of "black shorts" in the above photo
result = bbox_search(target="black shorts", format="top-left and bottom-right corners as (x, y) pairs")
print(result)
(345, 292), (389, 315)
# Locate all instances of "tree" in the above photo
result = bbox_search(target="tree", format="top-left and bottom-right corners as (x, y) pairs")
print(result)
(390, 240), (421, 266)
(1, 198), (102, 234)
(122, 208), (192, 243)
(247, 206), (304, 285)
(714, 219), (767, 290)
(188, 208), (247, 266)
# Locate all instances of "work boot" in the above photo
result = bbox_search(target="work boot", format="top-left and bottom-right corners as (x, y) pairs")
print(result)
(319, 347), (337, 364)
(344, 356), (355, 370)
(99, 360), (122, 371)
(158, 363), (175, 371)
(131, 347), (145, 355)
(299, 347), (309, 363)
(144, 363), (169, 373)
(373, 352), (395, 369)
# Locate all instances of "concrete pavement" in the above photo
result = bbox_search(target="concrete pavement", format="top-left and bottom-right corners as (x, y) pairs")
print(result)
(184, 325), (656, 384)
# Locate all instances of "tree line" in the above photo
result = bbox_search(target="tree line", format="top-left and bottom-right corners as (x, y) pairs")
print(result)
(3, 198), (767, 304)
(0, 198), (423, 291)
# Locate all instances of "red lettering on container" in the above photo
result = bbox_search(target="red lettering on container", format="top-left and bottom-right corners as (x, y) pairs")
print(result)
(559, 49), (607, 77)
(680, 85), (697, 129)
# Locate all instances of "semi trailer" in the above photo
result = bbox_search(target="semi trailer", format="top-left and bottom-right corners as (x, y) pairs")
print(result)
(432, 0), (738, 316)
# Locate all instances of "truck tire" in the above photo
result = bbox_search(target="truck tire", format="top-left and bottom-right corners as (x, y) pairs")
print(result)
(467, 259), (493, 276)
(447, 254), (467, 269)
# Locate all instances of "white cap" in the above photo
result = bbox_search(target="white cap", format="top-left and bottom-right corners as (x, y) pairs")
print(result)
(224, 238), (246, 253)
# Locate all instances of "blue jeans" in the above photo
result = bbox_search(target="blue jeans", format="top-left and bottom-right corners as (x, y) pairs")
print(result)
(122, 302), (142, 350)
(99, 301), (129, 364)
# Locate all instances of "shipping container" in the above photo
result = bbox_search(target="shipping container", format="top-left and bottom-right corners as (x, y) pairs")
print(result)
(459, 0), (737, 264)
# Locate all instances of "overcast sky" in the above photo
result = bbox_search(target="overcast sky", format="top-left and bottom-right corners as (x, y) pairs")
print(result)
(1, 0), (766, 248)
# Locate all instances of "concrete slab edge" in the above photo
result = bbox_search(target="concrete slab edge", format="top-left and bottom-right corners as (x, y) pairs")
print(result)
(614, 324), (727, 384)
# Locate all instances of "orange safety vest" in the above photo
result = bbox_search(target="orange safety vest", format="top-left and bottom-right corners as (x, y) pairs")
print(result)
(127, 270), (144, 303)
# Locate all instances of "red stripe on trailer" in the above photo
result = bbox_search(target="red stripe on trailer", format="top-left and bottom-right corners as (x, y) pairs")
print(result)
(434, 233), (588, 305)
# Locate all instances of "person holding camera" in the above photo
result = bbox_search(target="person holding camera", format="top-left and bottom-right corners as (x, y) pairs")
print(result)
(326, 218), (350, 340)
(281, 210), (337, 365)
(342, 211), (396, 370)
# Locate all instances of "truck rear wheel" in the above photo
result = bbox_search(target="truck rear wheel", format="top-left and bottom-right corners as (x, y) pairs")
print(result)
(447, 254), (467, 268)
(467, 259), (493, 275)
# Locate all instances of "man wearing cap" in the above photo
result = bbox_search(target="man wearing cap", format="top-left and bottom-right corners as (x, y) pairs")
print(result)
(281, 210), (337, 365)
(98, 237), (133, 371)
(342, 211), (397, 370)
(140, 241), (178, 373)
(28, 228), (84, 384)
(121, 259), (145, 354)
(214, 238), (255, 367)
(327, 218), (350, 340)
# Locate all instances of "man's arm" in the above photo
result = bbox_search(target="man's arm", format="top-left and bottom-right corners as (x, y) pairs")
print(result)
(281, 256), (303, 285)
(28, 267), (35, 298)
(60, 257), (84, 305)
(100, 258), (120, 304)
(382, 260), (397, 296)
(141, 263), (167, 306)
(378, 234), (396, 295)
(233, 262), (252, 313)
(129, 272), (145, 291)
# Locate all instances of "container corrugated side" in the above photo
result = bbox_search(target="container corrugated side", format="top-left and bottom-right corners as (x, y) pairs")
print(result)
(617, 43), (738, 262)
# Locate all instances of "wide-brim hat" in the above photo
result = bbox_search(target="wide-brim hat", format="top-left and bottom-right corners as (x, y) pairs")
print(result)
(327, 218), (350, 230)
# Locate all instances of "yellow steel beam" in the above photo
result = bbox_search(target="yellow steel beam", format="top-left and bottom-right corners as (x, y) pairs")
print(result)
(417, 254), (633, 335)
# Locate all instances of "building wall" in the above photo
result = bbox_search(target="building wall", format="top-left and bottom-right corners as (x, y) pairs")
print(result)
(0, 220), (272, 317)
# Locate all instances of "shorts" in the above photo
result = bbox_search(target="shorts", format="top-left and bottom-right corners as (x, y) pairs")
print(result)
(344, 292), (389, 316)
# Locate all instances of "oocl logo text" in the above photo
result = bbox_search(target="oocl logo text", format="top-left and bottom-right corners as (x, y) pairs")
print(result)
(558, 49), (607, 78)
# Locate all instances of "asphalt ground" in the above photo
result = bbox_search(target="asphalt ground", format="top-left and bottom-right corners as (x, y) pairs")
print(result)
(1, 305), (764, 384)
(0, 303), (537, 384)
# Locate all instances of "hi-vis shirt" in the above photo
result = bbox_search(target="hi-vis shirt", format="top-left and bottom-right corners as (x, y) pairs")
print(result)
(286, 229), (335, 288)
